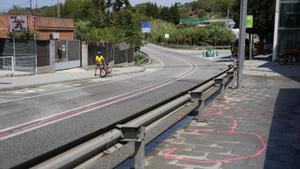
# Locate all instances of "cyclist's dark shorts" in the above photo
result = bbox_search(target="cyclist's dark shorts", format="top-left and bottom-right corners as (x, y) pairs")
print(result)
(96, 64), (105, 67)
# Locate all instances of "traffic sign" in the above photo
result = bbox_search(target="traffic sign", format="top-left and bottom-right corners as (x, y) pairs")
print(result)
(142, 22), (151, 33)
(165, 33), (169, 39)
(180, 18), (208, 25)
(246, 15), (253, 28)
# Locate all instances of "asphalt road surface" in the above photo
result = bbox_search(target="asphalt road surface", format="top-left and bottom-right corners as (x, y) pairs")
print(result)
(0, 44), (230, 169)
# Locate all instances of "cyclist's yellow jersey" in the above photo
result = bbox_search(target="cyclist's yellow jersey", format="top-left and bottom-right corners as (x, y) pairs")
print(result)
(96, 55), (105, 64)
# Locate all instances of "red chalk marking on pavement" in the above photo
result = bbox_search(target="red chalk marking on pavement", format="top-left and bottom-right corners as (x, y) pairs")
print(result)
(164, 98), (267, 165)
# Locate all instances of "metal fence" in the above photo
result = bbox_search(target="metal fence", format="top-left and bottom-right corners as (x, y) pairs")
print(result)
(0, 38), (37, 76)
(54, 40), (81, 70)
(0, 56), (13, 77)
(0, 55), (37, 76)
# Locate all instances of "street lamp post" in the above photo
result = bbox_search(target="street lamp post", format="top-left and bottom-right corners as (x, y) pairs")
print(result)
(237, 0), (248, 88)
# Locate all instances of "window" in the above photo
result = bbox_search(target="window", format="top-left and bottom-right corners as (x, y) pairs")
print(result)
(279, 2), (300, 28)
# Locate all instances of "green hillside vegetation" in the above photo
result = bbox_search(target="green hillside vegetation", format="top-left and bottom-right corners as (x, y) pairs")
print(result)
(4, 0), (275, 46)
(151, 20), (235, 46)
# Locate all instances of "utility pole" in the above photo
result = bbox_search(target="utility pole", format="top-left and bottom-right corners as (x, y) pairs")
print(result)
(237, 0), (248, 88)
(30, 0), (32, 12)
(57, 0), (61, 18)
(35, 1), (38, 14)
(272, 0), (280, 62)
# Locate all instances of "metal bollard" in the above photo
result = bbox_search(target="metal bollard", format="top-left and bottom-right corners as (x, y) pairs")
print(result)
(117, 125), (145, 169)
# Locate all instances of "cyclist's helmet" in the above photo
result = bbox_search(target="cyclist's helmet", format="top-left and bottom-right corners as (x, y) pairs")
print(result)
(97, 51), (102, 55)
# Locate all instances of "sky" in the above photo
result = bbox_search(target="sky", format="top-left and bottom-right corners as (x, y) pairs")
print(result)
(0, 0), (193, 12)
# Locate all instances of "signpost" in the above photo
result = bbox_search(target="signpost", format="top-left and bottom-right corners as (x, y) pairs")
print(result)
(237, 0), (248, 88)
(142, 22), (151, 41)
(247, 15), (254, 60)
(164, 33), (169, 47)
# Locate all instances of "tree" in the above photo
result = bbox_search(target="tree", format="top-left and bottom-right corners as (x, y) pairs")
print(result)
(160, 7), (170, 22)
(113, 0), (131, 12)
(169, 3), (180, 24)
(37, 6), (57, 17)
(217, 0), (235, 15)
(8, 6), (31, 14)
(145, 3), (160, 19)
(205, 24), (235, 45)
(231, 0), (275, 43)
(197, 9), (207, 18)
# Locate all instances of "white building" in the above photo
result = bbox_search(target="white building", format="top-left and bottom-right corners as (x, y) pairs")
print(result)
(273, 0), (300, 61)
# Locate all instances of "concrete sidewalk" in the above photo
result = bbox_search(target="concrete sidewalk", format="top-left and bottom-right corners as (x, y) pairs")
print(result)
(0, 66), (144, 91)
(142, 61), (300, 169)
(244, 56), (300, 77)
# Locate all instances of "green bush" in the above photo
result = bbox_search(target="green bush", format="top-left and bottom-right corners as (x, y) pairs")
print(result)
(150, 19), (235, 46)
(134, 52), (148, 64)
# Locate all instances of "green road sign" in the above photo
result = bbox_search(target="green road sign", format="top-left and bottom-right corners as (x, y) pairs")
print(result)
(246, 15), (253, 28)
(180, 18), (208, 25)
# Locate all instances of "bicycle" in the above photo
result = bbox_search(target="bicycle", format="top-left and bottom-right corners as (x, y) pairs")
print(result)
(278, 54), (296, 65)
(99, 64), (112, 77)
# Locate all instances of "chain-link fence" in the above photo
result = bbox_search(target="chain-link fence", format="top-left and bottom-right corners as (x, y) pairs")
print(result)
(0, 38), (37, 76)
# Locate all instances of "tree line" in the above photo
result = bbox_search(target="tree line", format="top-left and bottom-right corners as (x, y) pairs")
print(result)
(151, 20), (235, 46)
(5, 0), (276, 46)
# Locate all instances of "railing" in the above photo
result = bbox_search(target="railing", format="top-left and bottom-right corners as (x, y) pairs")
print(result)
(0, 56), (14, 77)
(0, 55), (37, 77)
(27, 65), (237, 169)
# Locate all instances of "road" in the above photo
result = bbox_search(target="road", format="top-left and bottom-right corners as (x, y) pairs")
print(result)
(0, 44), (229, 169)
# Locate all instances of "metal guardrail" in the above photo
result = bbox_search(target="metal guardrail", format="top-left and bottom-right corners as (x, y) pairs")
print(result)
(30, 65), (237, 169)
(135, 51), (150, 66)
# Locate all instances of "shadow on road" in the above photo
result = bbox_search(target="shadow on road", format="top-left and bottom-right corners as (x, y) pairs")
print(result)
(0, 82), (12, 84)
(264, 89), (300, 169)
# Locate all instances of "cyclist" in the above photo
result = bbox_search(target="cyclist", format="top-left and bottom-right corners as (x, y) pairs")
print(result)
(95, 51), (106, 76)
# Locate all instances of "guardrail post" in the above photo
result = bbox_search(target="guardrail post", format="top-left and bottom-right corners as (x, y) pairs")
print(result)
(227, 71), (235, 88)
(231, 66), (238, 89)
(117, 125), (145, 169)
(214, 78), (225, 100)
(189, 92), (208, 124)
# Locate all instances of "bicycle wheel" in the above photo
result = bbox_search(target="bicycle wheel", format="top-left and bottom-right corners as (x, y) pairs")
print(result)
(287, 56), (296, 64)
(278, 57), (286, 65)
(100, 69), (106, 77)
(107, 67), (112, 77)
